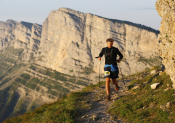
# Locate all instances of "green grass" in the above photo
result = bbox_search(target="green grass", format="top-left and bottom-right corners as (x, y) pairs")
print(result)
(3, 81), (105, 123)
(0, 77), (11, 86)
(36, 67), (69, 81)
(47, 89), (59, 97)
(36, 86), (40, 91)
(4, 58), (16, 63)
(27, 101), (38, 113)
(5, 66), (173, 123)
(29, 77), (40, 84)
(81, 67), (95, 75)
(56, 76), (67, 81)
(39, 81), (70, 95)
(0, 74), (7, 81)
(76, 80), (88, 86)
(26, 82), (37, 90)
(12, 98), (26, 115)
(0, 90), (20, 123)
(29, 65), (36, 70)
(39, 81), (53, 89)
(0, 62), (11, 69)
(8, 63), (25, 74)
(15, 78), (27, 85)
(6, 47), (24, 56)
(0, 87), (10, 111)
(109, 72), (175, 123)
(20, 74), (30, 80)
(0, 54), (4, 58)
(68, 77), (76, 83)
(138, 56), (161, 66)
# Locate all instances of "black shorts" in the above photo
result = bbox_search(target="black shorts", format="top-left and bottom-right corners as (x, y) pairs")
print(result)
(104, 66), (119, 79)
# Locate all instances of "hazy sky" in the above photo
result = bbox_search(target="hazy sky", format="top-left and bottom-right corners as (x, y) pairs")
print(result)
(0, 0), (161, 30)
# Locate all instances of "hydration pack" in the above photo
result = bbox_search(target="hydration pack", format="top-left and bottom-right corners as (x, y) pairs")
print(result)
(105, 47), (113, 59)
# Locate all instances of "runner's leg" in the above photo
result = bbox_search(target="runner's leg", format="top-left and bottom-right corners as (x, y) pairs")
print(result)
(106, 77), (110, 95)
(112, 79), (118, 85)
(112, 79), (119, 91)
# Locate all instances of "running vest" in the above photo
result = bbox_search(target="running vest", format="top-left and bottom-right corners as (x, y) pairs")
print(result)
(105, 47), (114, 59)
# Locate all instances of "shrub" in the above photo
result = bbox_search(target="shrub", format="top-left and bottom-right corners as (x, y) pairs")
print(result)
(30, 78), (40, 84)
(15, 78), (27, 85)
(20, 74), (30, 80)
(29, 65), (36, 70)
(26, 83), (37, 90)
(76, 80), (88, 86)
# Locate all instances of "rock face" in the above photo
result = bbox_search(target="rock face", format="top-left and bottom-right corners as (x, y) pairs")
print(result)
(0, 20), (16, 49)
(36, 8), (161, 77)
(156, 0), (175, 88)
(0, 20), (42, 61)
(0, 8), (161, 79)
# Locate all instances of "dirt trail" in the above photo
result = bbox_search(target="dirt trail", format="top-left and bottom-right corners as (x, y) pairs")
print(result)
(75, 78), (132, 123)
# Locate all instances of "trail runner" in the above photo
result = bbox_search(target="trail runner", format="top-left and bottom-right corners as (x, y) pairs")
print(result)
(98, 38), (123, 101)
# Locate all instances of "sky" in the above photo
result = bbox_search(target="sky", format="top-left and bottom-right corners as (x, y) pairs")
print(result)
(0, 0), (161, 30)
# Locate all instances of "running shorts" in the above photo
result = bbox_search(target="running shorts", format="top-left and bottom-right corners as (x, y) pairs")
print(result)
(104, 66), (119, 79)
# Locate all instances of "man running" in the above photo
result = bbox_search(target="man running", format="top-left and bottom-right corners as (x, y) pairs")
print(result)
(98, 38), (123, 101)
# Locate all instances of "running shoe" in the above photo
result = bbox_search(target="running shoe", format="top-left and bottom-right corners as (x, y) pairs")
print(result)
(115, 84), (119, 91)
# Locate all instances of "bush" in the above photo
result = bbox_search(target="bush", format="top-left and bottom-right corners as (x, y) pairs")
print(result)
(68, 78), (76, 83)
(76, 80), (88, 86)
(30, 78), (40, 84)
(47, 89), (58, 96)
(44, 70), (53, 76)
(29, 65), (36, 70)
(20, 74), (30, 80)
(15, 78), (27, 85)
(26, 83), (37, 90)
(39, 81), (53, 89)
(81, 67), (94, 75)
(54, 75), (67, 81)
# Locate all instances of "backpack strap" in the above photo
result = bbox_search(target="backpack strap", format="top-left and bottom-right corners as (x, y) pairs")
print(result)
(105, 47), (107, 58)
(111, 48), (113, 54)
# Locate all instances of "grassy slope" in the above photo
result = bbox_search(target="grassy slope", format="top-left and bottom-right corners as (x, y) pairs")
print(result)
(0, 49), (93, 123)
(109, 70), (175, 123)
(4, 82), (104, 123)
(3, 66), (175, 123)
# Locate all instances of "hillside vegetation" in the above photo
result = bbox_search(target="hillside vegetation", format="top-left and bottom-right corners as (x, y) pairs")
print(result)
(109, 68), (175, 123)
(0, 47), (94, 123)
(4, 66), (175, 123)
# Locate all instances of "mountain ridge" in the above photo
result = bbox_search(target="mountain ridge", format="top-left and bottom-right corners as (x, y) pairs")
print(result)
(0, 7), (163, 122)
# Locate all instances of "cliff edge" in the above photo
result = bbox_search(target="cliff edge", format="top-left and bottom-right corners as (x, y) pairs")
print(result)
(156, 0), (175, 88)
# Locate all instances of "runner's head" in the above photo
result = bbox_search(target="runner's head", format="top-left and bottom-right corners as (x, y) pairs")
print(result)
(106, 38), (114, 48)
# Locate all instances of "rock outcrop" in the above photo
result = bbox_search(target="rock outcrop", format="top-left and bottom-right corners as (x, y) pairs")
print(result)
(36, 8), (161, 77)
(156, 0), (175, 88)
(0, 20), (42, 61)
(0, 8), (161, 79)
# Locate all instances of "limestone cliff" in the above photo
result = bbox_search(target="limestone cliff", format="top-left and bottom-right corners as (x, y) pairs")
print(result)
(156, 0), (175, 88)
(36, 8), (160, 78)
(0, 8), (162, 122)
(0, 8), (161, 80)
(0, 20), (42, 61)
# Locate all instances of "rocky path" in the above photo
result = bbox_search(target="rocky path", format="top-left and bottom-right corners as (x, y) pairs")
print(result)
(75, 78), (132, 123)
